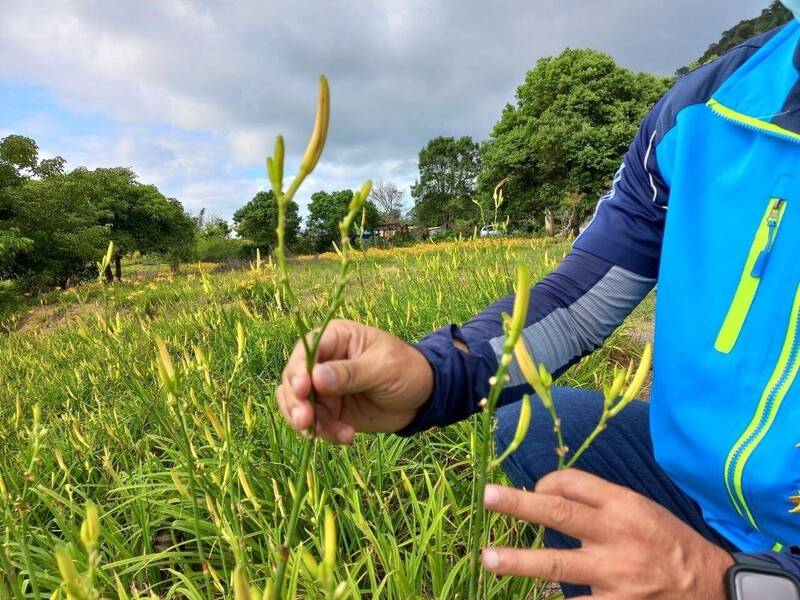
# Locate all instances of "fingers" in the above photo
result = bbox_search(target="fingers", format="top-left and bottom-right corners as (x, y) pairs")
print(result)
(481, 547), (598, 585)
(535, 469), (623, 508)
(278, 335), (315, 431)
(483, 484), (602, 541)
(311, 357), (371, 397)
(276, 382), (313, 431)
(314, 402), (355, 444)
(279, 321), (366, 429)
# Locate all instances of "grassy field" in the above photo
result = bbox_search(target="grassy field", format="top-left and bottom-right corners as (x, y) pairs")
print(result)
(0, 238), (652, 599)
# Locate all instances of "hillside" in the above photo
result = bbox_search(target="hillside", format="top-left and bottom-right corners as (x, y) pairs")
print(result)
(677, 0), (793, 75)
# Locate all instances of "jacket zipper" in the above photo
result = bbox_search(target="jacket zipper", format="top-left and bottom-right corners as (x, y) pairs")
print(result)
(723, 284), (800, 530)
(707, 99), (800, 146)
(715, 199), (788, 353)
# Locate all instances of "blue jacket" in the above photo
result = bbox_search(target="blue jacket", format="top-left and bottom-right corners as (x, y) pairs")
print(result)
(403, 22), (800, 577)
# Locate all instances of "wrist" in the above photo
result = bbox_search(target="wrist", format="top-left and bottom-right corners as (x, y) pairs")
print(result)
(406, 342), (435, 410)
(699, 545), (734, 600)
(725, 553), (800, 600)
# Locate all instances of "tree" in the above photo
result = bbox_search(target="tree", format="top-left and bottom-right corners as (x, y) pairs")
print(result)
(3, 173), (108, 288)
(233, 190), (301, 252)
(0, 135), (39, 189)
(369, 181), (405, 223)
(0, 135), (62, 274)
(67, 167), (196, 280)
(159, 199), (197, 273)
(35, 157), (67, 179)
(410, 136), (481, 229)
(200, 215), (231, 239)
(479, 49), (669, 235)
(306, 190), (380, 251)
(0, 135), (196, 287)
(677, 1), (791, 76)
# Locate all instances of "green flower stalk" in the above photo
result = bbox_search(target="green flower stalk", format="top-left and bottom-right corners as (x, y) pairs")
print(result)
(563, 342), (652, 468)
(269, 75), (369, 600)
(515, 336), (653, 468)
(468, 263), (530, 600)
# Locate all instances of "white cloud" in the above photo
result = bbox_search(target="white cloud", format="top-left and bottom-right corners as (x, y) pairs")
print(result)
(0, 0), (773, 218)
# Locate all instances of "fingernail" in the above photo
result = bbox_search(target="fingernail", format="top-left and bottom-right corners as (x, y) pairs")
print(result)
(290, 375), (303, 392)
(484, 485), (500, 508)
(315, 364), (335, 387)
(482, 549), (499, 570)
(290, 406), (300, 424)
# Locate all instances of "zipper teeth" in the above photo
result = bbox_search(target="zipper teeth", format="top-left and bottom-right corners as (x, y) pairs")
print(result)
(708, 102), (800, 146)
(725, 300), (800, 525)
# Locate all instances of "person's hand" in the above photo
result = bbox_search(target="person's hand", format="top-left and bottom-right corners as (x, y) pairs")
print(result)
(277, 319), (434, 443)
(481, 469), (734, 599)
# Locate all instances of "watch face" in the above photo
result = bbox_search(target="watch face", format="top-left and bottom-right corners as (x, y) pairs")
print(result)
(735, 571), (800, 600)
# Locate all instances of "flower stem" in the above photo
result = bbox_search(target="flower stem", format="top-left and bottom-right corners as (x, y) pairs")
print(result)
(468, 265), (530, 600)
(272, 427), (314, 597)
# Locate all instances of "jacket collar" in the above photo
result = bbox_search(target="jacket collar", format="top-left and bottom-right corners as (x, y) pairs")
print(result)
(710, 21), (800, 139)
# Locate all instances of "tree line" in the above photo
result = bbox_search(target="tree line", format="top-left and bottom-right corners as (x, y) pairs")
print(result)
(0, 135), (195, 291)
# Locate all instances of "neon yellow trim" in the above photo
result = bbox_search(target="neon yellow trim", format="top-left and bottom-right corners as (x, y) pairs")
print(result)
(715, 200), (787, 353)
(724, 285), (800, 529)
(772, 542), (785, 553)
(708, 99), (800, 143)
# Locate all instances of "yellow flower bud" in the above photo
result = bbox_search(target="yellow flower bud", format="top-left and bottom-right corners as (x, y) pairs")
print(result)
(204, 404), (226, 440)
(55, 448), (69, 475)
(323, 506), (336, 573)
(261, 579), (274, 600)
(269, 135), (285, 190)
(55, 545), (85, 599)
(333, 581), (348, 599)
(171, 470), (190, 499)
(299, 76), (330, 175)
(232, 566), (252, 600)
(507, 263), (530, 344)
(155, 337), (178, 395)
(614, 342), (652, 415)
(299, 545), (320, 579)
(491, 393), (532, 468)
(238, 467), (260, 510)
(604, 368), (628, 409)
(514, 340), (548, 400)
(538, 363), (553, 388)
(236, 321), (246, 363)
(80, 500), (101, 551)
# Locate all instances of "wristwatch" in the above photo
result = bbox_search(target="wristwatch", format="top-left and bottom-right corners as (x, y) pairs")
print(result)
(727, 553), (800, 600)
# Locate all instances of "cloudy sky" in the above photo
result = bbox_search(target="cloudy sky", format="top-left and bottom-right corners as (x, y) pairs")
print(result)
(0, 0), (773, 220)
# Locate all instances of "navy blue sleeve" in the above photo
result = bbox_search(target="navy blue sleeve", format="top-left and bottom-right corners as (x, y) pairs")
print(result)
(572, 100), (669, 279)
(397, 98), (670, 436)
(749, 549), (800, 582)
(399, 250), (623, 435)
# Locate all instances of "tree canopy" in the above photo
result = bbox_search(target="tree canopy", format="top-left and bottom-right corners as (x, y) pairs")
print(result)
(233, 190), (301, 252)
(306, 190), (380, 251)
(0, 134), (196, 287)
(410, 136), (481, 229)
(478, 48), (669, 234)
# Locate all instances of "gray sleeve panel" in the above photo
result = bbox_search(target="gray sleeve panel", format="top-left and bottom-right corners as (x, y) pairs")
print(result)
(490, 265), (655, 387)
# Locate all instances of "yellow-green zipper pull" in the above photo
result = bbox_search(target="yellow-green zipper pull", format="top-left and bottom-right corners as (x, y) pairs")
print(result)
(715, 198), (789, 353)
(751, 200), (785, 278)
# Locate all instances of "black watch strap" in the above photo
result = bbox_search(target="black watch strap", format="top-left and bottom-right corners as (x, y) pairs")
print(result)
(726, 553), (800, 600)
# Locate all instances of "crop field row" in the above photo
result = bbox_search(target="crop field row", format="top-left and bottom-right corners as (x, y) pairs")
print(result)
(0, 238), (651, 599)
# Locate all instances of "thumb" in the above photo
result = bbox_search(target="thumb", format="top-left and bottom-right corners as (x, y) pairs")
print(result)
(312, 357), (372, 396)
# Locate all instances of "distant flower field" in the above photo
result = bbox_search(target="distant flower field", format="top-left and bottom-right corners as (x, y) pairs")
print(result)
(0, 237), (650, 599)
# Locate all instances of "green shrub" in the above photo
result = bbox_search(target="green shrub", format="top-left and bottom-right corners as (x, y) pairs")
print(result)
(196, 237), (246, 263)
